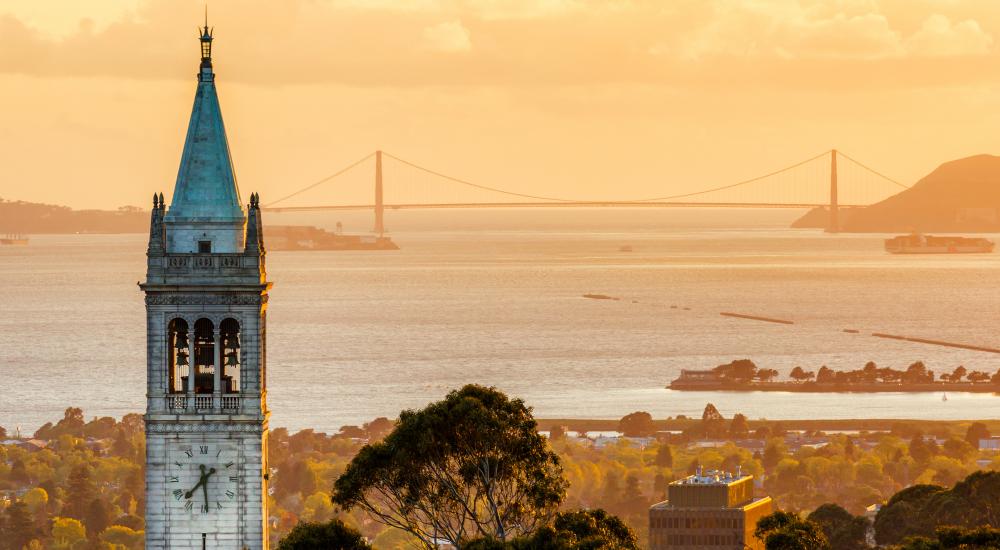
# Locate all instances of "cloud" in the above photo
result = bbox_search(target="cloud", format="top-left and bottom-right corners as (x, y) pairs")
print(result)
(0, 0), (1000, 90)
(422, 20), (471, 52)
(905, 14), (993, 56)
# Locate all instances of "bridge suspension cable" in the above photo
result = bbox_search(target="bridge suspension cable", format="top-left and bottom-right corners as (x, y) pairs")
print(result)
(836, 151), (910, 189)
(263, 151), (375, 208)
(630, 150), (833, 202)
(382, 152), (579, 203)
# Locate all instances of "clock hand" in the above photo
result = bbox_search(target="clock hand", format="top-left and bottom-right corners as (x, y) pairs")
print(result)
(202, 467), (216, 507)
(185, 464), (209, 499)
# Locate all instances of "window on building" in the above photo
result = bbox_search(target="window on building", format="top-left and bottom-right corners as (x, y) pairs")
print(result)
(198, 240), (212, 253)
(168, 318), (190, 394)
(193, 318), (215, 393)
(220, 318), (241, 394)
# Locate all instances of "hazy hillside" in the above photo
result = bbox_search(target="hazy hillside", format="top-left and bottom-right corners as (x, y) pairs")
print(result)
(793, 154), (1000, 232)
(0, 199), (148, 234)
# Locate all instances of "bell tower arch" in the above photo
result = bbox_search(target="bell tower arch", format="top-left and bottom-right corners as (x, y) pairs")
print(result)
(141, 22), (270, 550)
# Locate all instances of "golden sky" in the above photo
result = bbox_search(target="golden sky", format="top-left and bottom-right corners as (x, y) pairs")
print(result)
(2, 0), (1000, 209)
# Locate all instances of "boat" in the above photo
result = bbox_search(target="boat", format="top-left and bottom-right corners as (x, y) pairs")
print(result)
(884, 233), (994, 254)
(0, 233), (28, 245)
(942, 392), (948, 402)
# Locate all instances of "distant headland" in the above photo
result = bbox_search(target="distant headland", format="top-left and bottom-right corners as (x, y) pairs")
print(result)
(794, 154), (1000, 232)
(0, 199), (147, 234)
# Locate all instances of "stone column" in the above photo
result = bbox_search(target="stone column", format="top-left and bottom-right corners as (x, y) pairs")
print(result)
(213, 328), (222, 410)
(186, 328), (196, 411)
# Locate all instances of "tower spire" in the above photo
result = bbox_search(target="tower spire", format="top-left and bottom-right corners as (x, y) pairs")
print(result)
(163, 21), (244, 253)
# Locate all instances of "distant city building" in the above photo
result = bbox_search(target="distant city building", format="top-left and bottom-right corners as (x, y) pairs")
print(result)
(649, 467), (773, 550)
(979, 437), (1000, 451)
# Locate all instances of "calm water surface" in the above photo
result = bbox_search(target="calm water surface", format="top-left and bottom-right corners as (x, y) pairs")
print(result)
(1, 209), (998, 433)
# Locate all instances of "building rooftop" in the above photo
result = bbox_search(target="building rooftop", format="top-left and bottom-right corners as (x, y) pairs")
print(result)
(672, 467), (749, 486)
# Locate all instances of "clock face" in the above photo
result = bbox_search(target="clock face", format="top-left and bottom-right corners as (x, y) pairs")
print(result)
(168, 442), (239, 518)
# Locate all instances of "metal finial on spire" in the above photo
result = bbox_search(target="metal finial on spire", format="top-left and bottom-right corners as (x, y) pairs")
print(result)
(199, 6), (213, 63)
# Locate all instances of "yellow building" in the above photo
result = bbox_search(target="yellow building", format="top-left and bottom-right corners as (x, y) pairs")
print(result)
(649, 468), (773, 550)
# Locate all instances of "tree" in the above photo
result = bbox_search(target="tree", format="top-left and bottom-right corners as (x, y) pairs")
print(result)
(964, 422), (990, 448)
(757, 369), (779, 382)
(51, 517), (87, 549)
(332, 385), (567, 548)
(874, 484), (946, 545)
(789, 367), (814, 382)
(817, 366), (835, 384)
(363, 417), (396, 440)
(465, 509), (639, 550)
(99, 525), (144, 550)
(84, 497), (115, 540)
(806, 503), (869, 550)
(754, 511), (830, 550)
(712, 359), (758, 383)
(63, 465), (93, 520)
(729, 413), (750, 439)
(967, 371), (990, 384)
(654, 444), (673, 468)
(941, 438), (974, 461)
(904, 362), (933, 384)
(617, 411), (654, 437)
(700, 403), (727, 438)
(908, 435), (932, 463)
(894, 526), (1000, 549)
(949, 366), (967, 383)
(277, 519), (372, 550)
(4, 500), (36, 550)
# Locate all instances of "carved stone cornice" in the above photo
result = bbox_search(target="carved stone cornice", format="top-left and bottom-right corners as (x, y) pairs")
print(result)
(146, 422), (264, 434)
(145, 294), (267, 306)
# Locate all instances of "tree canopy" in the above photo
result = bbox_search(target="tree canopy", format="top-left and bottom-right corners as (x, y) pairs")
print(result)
(806, 503), (869, 550)
(754, 511), (830, 550)
(464, 509), (639, 550)
(332, 385), (567, 549)
(617, 412), (654, 437)
(277, 519), (373, 550)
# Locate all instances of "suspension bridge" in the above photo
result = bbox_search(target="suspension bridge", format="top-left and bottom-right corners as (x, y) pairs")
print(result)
(262, 149), (910, 234)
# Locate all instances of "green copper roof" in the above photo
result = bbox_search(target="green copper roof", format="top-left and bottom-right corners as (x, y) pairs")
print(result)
(165, 31), (243, 223)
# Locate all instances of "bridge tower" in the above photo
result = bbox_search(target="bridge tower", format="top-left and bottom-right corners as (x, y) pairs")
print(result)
(374, 150), (385, 236)
(827, 149), (839, 233)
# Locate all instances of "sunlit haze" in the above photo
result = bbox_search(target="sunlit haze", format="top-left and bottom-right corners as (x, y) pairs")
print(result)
(4, 0), (1000, 208)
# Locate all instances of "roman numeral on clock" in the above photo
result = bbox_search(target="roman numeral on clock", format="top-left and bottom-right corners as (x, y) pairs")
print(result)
(199, 445), (209, 454)
(173, 489), (184, 500)
(184, 501), (193, 512)
(229, 476), (238, 482)
(169, 476), (179, 483)
(184, 449), (193, 458)
(225, 490), (235, 499)
(225, 461), (234, 468)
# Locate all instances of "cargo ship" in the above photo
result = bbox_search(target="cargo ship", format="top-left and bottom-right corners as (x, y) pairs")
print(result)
(0, 233), (28, 245)
(266, 225), (398, 251)
(884, 233), (994, 254)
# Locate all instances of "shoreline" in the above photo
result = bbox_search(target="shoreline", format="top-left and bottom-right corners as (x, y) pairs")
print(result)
(668, 381), (1000, 393)
(535, 417), (1000, 433)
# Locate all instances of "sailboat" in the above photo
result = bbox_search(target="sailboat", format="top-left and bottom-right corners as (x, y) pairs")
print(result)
(942, 392), (948, 402)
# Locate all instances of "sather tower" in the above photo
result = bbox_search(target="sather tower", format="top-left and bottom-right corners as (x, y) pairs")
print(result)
(140, 21), (270, 550)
